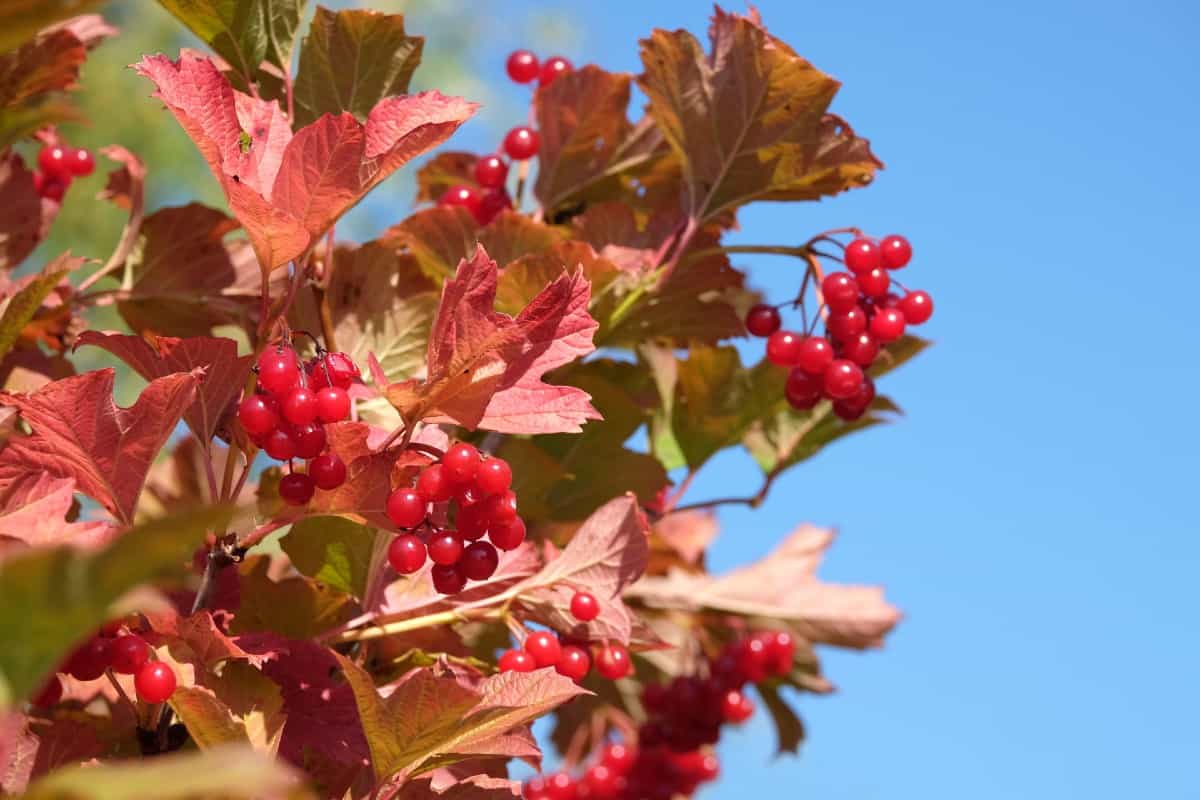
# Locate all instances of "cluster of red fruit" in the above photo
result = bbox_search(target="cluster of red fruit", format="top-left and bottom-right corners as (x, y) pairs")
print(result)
(524, 741), (719, 800)
(33, 142), (95, 201)
(384, 443), (529, 594)
(745, 234), (934, 421)
(31, 622), (177, 710)
(436, 50), (575, 224)
(497, 591), (631, 682)
(238, 347), (360, 506)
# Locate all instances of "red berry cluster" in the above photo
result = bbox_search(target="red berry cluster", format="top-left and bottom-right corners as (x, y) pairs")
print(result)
(384, 442), (530, 594)
(505, 49), (573, 87)
(238, 347), (360, 505)
(746, 234), (934, 421)
(498, 592), (630, 682)
(524, 741), (719, 800)
(31, 622), (177, 709)
(33, 142), (95, 201)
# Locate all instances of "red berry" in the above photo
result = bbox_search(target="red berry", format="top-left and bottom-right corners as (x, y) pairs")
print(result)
(475, 457), (512, 495)
(506, 50), (540, 83)
(582, 764), (620, 800)
(38, 145), (72, 179)
(309, 453), (346, 490)
(460, 540), (499, 581)
(110, 634), (150, 675)
(821, 272), (859, 313)
(431, 563), (467, 594)
(263, 428), (295, 460)
(600, 743), (635, 774)
(65, 637), (111, 681)
(31, 674), (62, 709)
(524, 777), (550, 800)
(734, 636), (768, 684)
(475, 189), (512, 225)
(833, 376), (876, 421)
(416, 464), (454, 503)
(823, 360), (864, 400)
(763, 631), (796, 675)
(524, 631), (561, 668)
(555, 644), (591, 681)
(545, 773), (576, 800)
(257, 349), (300, 395)
(696, 754), (720, 782)
(281, 387), (317, 426)
(307, 352), (359, 390)
(454, 482), (485, 508)
(570, 591), (600, 622)
(483, 490), (517, 525)
(488, 516), (526, 551)
(439, 184), (481, 217)
(134, 661), (176, 703)
(858, 267), (890, 298)
(428, 531), (464, 566)
(844, 237), (881, 273)
(35, 173), (67, 201)
(784, 368), (822, 410)
(68, 147), (95, 177)
(473, 154), (508, 188)
(387, 533), (426, 574)
(99, 618), (126, 637)
(238, 394), (278, 436)
(503, 126), (540, 160)
(499, 649), (536, 673)
(765, 330), (803, 366)
(879, 234), (912, 269)
(595, 644), (631, 680)
(539, 56), (573, 86)
(795, 336), (834, 375)
(455, 501), (491, 541)
(720, 689), (755, 723)
(900, 290), (933, 324)
(841, 332), (880, 367)
(827, 307), (867, 340)
(745, 304), (782, 337)
(443, 443), (481, 483)
(869, 307), (906, 343)
(315, 387), (350, 423)
(387, 488), (426, 529)
(291, 422), (327, 459)
(279, 472), (315, 506)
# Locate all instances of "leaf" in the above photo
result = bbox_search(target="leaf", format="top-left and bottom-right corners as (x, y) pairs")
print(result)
(0, 504), (232, 703)
(294, 6), (424, 127)
(76, 332), (254, 446)
(414, 151), (478, 204)
(148, 609), (283, 672)
(168, 685), (252, 749)
(627, 525), (902, 649)
(135, 52), (475, 270)
(0, 29), (85, 149)
(637, 7), (882, 222)
(282, 515), (375, 598)
(757, 683), (806, 755)
(231, 556), (356, 640)
(0, 152), (58, 271)
(381, 206), (479, 282)
(389, 774), (522, 800)
(651, 509), (718, 568)
(0, 475), (113, 551)
(0, 2), (103, 54)
(384, 245), (600, 435)
(0, 253), (81, 360)
(21, 744), (308, 800)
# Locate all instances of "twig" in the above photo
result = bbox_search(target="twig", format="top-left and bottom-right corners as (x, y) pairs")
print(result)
(668, 469), (781, 515)
(235, 518), (291, 553)
(104, 668), (138, 719)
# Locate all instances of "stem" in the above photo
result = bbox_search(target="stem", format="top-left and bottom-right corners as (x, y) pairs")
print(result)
(77, 157), (146, 294)
(235, 517), (290, 553)
(668, 469), (781, 515)
(327, 607), (495, 644)
(801, 248), (829, 322)
(515, 159), (529, 208)
(654, 216), (699, 288)
(219, 442), (240, 502)
(199, 439), (220, 505)
(313, 284), (338, 353)
(104, 668), (138, 719)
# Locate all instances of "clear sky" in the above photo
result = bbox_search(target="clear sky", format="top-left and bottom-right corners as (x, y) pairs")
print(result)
(380, 1), (1199, 797)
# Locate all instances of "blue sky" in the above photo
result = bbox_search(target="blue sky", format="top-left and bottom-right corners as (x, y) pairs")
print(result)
(379, 1), (1199, 797)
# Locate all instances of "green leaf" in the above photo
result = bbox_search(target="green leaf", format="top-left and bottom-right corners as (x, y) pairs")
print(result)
(230, 555), (356, 639)
(0, 0), (103, 54)
(0, 504), (232, 705)
(293, 6), (423, 127)
(757, 683), (806, 756)
(0, 254), (81, 360)
(22, 744), (308, 800)
(282, 515), (375, 597)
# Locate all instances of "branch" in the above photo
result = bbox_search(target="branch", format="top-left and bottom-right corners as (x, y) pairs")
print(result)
(667, 469), (782, 516)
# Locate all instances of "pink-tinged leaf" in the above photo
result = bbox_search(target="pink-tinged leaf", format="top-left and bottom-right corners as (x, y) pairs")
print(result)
(384, 245), (600, 435)
(0, 713), (36, 795)
(652, 509), (718, 566)
(387, 774), (522, 800)
(76, 332), (252, 446)
(511, 495), (650, 644)
(628, 524), (902, 649)
(0, 475), (113, 552)
(42, 14), (117, 49)
(147, 609), (284, 672)
(0, 368), (200, 524)
(0, 349), (73, 395)
(0, 153), (59, 270)
(135, 53), (476, 270)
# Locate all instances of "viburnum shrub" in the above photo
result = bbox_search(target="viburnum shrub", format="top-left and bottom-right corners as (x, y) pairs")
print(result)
(0, 3), (927, 798)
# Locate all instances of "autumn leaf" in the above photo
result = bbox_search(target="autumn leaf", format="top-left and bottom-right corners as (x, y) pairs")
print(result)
(231, 556), (357, 640)
(0, 368), (201, 524)
(637, 7), (882, 222)
(282, 515), (376, 598)
(757, 683), (806, 755)
(414, 151), (478, 203)
(383, 245), (600, 435)
(387, 773), (522, 800)
(0, 253), (82, 360)
(148, 609), (283, 673)
(0, 475), (113, 552)
(0, 152), (60, 270)
(135, 52), (475, 270)
(651, 509), (718, 570)
(76, 332), (254, 447)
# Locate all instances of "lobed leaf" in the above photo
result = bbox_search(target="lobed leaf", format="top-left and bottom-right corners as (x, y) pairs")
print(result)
(0, 475), (113, 552)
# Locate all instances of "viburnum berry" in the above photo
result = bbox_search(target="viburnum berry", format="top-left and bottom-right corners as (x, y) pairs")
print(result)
(796, 335), (834, 375)
(257, 349), (300, 395)
(38, 145), (72, 179)
(827, 307), (867, 340)
(387, 533), (426, 574)
(539, 55), (573, 85)
(570, 591), (600, 622)
(387, 488), (427, 529)
(315, 387), (350, 423)
(65, 637), (111, 681)
(279, 472), (315, 506)
(523, 776), (549, 800)
(238, 394), (278, 436)
(31, 675), (62, 709)
(595, 644), (631, 680)
(503, 126), (540, 160)
(833, 376), (876, 421)
(291, 422), (327, 459)
(282, 387), (317, 426)
(869, 307), (906, 343)
(99, 618), (126, 638)
(134, 661), (176, 703)
(745, 303), (781, 337)
(821, 272), (859, 313)
(431, 563), (467, 594)
(765, 330), (803, 366)
(34, 173), (67, 201)
(858, 267), (890, 298)
(581, 764), (619, 800)
(455, 501), (490, 540)
(427, 531), (465, 566)
(484, 490), (518, 525)
(475, 457), (512, 495)
(785, 368), (823, 410)
(488, 517), (526, 550)
(900, 290), (934, 324)
(68, 147), (95, 176)
(460, 540), (500, 581)
(734, 636), (769, 684)
(110, 634), (150, 675)
(499, 649), (536, 673)
(763, 631), (796, 674)
(720, 689), (755, 723)
(879, 234), (912, 269)
(600, 742), (635, 774)
(473, 154), (508, 188)
(524, 631), (561, 668)
(309, 453), (347, 490)
(307, 352), (359, 390)
(443, 442), (481, 483)
(841, 332), (880, 367)
(506, 49), (540, 83)
(475, 188), (512, 225)
(416, 463), (454, 503)
(545, 773), (576, 800)
(455, 481), (485, 508)
(844, 237), (881, 273)
(823, 359), (864, 400)
(439, 184), (482, 217)
(556, 644), (591, 681)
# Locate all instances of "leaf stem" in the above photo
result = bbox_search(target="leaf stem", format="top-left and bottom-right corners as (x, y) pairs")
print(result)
(104, 668), (138, 719)
(235, 517), (291, 553)
(76, 157), (146, 294)
(327, 607), (496, 644)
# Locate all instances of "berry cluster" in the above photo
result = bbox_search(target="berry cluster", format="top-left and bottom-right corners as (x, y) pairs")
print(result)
(33, 142), (95, 201)
(746, 234), (934, 421)
(497, 592), (630, 683)
(384, 443), (529, 594)
(525, 741), (719, 800)
(31, 622), (177, 709)
(238, 347), (360, 505)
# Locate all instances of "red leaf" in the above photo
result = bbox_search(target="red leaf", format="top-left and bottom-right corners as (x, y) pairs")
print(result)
(0, 368), (200, 524)
(0, 475), (113, 552)
(135, 53), (476, 270)
(384, 245), (600, 435)
(0, 152), (58, 271)
(147, 609), (284, 672)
